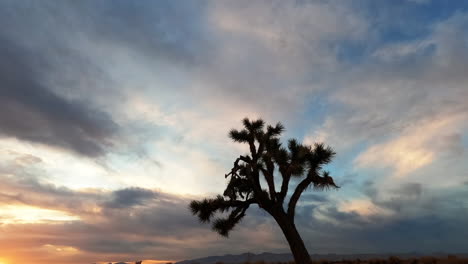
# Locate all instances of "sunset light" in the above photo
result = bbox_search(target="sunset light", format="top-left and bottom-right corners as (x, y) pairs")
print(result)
(0, 205), (80, 224)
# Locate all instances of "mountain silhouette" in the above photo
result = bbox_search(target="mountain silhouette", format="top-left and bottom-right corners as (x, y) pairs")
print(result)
(175, 252), (468, 264)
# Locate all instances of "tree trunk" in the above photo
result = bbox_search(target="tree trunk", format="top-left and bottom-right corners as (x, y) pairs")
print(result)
(273, 212), (311, 264)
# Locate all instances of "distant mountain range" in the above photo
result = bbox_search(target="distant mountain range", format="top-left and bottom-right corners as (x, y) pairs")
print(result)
(175, 252), (468, 264)
(176, 252), (293, 264)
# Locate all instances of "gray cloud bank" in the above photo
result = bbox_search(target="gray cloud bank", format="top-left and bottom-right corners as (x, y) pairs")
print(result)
(1, 159), (468, 263)
(0, 37), (118, 156)
(0, 1), (121, 157)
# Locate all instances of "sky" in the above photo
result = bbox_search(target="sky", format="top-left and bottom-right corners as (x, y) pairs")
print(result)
(1, 0), (468, 263)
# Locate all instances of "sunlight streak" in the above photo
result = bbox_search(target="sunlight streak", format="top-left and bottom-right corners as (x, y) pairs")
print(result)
(0, 205), (80, 224)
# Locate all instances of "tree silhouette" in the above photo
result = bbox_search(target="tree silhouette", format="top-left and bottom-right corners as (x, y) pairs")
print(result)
(190, 118), (338, 264)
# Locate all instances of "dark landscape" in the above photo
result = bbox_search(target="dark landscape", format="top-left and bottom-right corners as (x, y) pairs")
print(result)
(177, 252), (468, 264)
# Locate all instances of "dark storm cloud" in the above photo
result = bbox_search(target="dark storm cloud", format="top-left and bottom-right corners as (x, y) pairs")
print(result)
(0, 0), (213, 156)
(5, 0), (209, 66)
(3, 0), (369, 121)
(293, 195), (468, 253)
(361, 181), (426, 213)
(363, 181), (424, 201)
(349, 213), (468, 253)
(300, 193), (330, 203)
(0, 34), (117, 157)
(395, 182), (423, 197)
(80, 0), (208, 64)
(105, 187), (157, 208)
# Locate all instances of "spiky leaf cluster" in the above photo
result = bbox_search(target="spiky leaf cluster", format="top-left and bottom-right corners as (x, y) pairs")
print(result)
(190, 118), (338, 237)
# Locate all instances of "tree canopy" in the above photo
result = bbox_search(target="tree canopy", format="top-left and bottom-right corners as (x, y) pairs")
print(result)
(190, 118), (338, 237)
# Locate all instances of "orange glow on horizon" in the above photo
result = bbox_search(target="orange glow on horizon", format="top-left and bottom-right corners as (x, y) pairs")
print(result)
(43, 244), (80, 255)
(0, 205), (80, 224)
(96, 260), (175, 264)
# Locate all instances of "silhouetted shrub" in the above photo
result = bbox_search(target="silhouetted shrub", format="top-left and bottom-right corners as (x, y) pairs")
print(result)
(388, 256), (402, 264)
(420, 257), (437, 264)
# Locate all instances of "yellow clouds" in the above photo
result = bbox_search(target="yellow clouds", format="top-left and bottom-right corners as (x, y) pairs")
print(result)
(355, 112), (466, 177)
(357, 140), (434, 177)
(42, 244), (79, 255)
(338, 199), (392, 218)
(0, 205), (80, 224)
(0, 137), (113, 190)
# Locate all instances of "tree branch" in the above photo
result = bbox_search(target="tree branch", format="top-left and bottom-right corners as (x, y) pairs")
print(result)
(248, 138), (257, 160)
(260, 166), (276, 201)
(287, 174), (314, 218)
(287, 170), (338, 218)
(190, 196), (256, 223)
(245, 136), (273, 208)
(250, 164), (270, 205)
(212, 202), (250, 237)
(278, 167), (291, 205)
(225, 155), (250, 178)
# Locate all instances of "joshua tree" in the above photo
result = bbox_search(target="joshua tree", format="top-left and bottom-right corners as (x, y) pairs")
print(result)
(190, 118), (338, 264)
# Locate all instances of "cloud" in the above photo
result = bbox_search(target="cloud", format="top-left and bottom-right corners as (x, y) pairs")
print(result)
(0, 167), (284, 262)
(0, 35), (118, 157)
(0, 1), (468, 263)
(105, 187), (157, 209)
(407, 0), (431, 5)
(2, 153), (468, 263)
(194, 0), (368, 115)
(338, 198), (393, 218)
(307, 11), (468, 147)
(355, 112), (466, 177)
